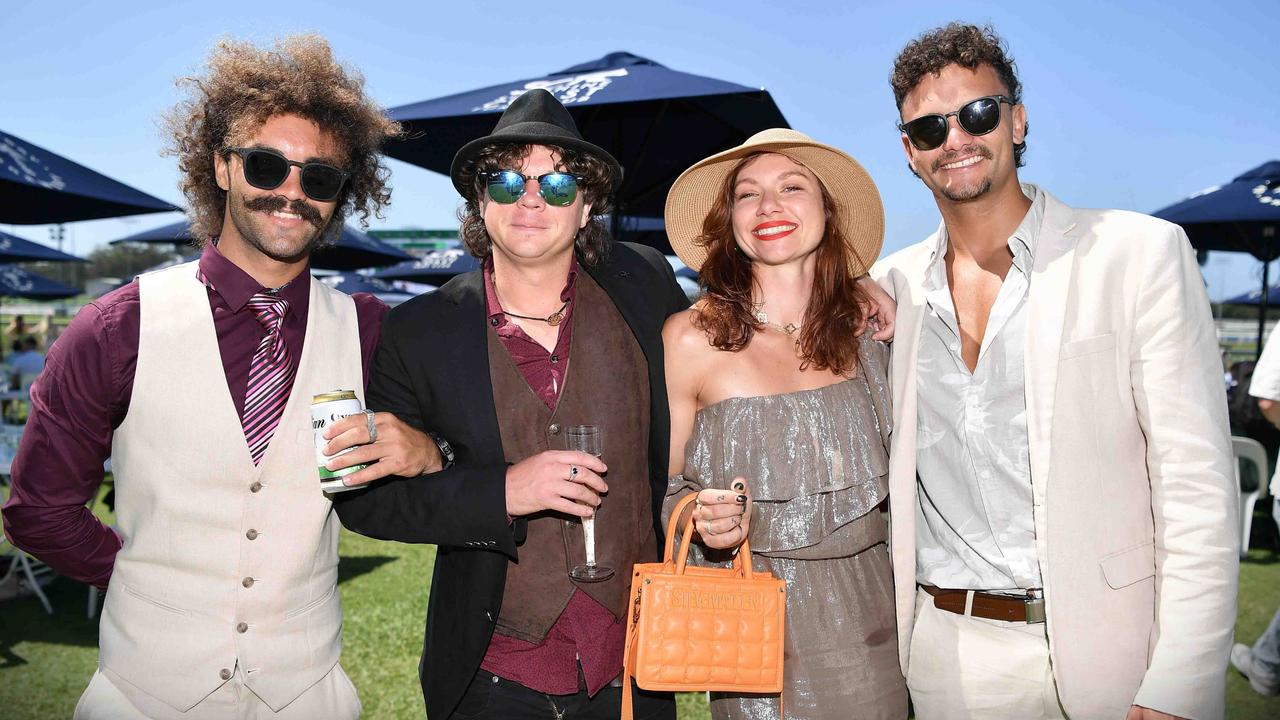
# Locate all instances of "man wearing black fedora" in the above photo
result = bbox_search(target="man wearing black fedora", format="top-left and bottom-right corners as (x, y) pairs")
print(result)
(333, 88), (684, 718)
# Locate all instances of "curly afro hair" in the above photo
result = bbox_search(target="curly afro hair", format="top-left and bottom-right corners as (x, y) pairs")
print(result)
(891, 23), (1028, 167)
(163, 34), (401, 243)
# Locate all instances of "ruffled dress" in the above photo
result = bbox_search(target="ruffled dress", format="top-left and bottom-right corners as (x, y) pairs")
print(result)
(666, 334), (907, 720)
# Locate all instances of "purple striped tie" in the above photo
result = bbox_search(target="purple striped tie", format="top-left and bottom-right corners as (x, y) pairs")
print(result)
(243, 293), (293, 465)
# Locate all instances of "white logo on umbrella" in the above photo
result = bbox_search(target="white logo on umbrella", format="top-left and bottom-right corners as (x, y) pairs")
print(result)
(473, 69), (629, 113)
(411, 249), (466, 269)
(0, 266), (36, 293)
(1253, 181), (1280, 208)
(0, 137), (67, 190)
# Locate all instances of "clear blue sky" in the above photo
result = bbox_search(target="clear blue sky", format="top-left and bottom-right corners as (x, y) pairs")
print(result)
(3, 0), (1276, 300)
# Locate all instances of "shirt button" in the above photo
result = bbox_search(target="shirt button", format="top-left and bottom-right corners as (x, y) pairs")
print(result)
(246, 529), (258, 540)
(250, 481), (263, 493)
(549, 423), (561, 435)
(550, 354), (559, 364)
(242, 577), (255, 588)
(490, 317), (500, 327)
(237, 622), (249, 634)
(220, 668), (233, 681)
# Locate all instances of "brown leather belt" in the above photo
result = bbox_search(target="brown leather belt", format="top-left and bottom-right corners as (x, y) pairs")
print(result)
(921, 584), (1046, 624)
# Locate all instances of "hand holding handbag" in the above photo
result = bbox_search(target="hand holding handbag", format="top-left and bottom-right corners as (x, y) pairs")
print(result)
(621, 493), (786, 719)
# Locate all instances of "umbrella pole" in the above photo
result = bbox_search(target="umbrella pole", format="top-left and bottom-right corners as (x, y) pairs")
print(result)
(1259, 260), (1270, 360)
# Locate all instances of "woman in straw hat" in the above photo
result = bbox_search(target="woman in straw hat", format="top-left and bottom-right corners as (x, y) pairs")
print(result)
(664, 129), (906, 719)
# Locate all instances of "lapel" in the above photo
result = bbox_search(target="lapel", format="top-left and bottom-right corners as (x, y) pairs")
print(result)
(584, 249), (656, 367)
(1023, 190), (1081, 502)
(436, 271), (504, 456)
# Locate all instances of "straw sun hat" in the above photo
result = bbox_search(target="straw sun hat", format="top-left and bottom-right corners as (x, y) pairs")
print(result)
(664, 128), (884, 274)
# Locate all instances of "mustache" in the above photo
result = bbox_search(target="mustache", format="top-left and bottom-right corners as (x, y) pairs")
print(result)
(242, 194), (324, 228)
(931, 144), (993, 172)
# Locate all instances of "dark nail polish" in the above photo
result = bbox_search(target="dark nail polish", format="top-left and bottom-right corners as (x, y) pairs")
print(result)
(731, 481), (745, 491)
(736, 494), (747, 504)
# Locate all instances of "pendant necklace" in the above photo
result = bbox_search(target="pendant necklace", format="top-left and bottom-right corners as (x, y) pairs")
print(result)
(752, 304), (801, 336)
(503, 301), (569, 326)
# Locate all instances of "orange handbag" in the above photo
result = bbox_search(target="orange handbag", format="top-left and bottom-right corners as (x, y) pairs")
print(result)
(621, 493), (786, 719)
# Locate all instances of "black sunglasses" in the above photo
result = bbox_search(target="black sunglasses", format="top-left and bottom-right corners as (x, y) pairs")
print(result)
(482, 170), (582, 207)
(898, 95), (1015, 151)
(222, 147), (350, 202)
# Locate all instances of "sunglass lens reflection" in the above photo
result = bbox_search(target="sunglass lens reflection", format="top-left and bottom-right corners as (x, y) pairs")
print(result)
(540, 174), (578, 206)
(959, 98), (1001, 136)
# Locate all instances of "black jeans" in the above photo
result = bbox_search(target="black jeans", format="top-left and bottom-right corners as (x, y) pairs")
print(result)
(449, 670), (675, 720)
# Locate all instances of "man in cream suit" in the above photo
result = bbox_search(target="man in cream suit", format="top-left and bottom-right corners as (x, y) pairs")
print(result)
(872, 23), (1238, 720)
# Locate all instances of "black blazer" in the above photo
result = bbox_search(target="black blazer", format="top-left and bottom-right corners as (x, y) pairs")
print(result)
(333, 242), (690, 717)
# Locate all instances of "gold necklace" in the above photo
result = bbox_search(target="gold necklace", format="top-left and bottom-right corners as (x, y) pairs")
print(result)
(752, 307), (801, 336)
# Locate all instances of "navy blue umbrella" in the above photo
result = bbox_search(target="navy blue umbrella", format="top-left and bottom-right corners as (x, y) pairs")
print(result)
(1223, 285), (1280, 306)
(371, 249), (482, 285)
(0, 264), (79, 299)
(111, 220), (412, 270)
(0, 229), (86, 263)
(1154, 161), (1280, 356)
(385, 52), (788, 223)
(1, 130), (178, 224)
(318, 272), (417, 305)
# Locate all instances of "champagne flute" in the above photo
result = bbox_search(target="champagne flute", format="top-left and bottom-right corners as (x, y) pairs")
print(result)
(567, 425), (613, 582)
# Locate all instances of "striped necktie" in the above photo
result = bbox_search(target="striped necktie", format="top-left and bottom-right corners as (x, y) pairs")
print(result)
(243, 293), (294, 465)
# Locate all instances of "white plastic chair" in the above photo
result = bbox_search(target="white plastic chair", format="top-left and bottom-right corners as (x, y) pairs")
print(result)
(1232, 436), (1270, 558)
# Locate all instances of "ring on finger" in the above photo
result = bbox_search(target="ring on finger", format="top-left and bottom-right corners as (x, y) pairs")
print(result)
(569, 465), (579, 480)
(362, 409), (377, 444)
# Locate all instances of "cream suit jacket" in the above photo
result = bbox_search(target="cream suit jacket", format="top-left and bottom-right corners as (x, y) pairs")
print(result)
(872, 189), (1238, 720)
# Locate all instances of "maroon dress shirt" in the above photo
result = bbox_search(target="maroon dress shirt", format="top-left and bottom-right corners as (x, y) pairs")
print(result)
(1, 242), (387, 589)
(478, 258), (627, 697)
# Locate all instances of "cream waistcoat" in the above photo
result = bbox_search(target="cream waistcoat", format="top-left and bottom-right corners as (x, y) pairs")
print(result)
(100, 261), (363, 712)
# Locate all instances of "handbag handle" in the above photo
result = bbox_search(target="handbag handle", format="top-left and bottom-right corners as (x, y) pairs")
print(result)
(666, 492), (754, 579)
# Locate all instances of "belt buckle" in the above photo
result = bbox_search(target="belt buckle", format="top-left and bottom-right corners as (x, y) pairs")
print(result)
(1024, 589), (1046, 624)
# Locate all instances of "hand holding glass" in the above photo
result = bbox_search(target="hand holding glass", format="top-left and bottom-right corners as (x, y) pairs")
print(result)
(567, 425), (613, 582)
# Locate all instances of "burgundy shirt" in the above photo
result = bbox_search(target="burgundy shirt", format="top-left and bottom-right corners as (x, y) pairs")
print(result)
(478, 258), (627, 697)
(1, 243), (388, 589)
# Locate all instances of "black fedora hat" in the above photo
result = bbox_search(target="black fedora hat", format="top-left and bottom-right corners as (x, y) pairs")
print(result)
(450, 89), (623, 198)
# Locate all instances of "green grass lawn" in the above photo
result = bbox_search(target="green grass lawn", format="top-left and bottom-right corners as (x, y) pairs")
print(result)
(2, 495), (1277, 719)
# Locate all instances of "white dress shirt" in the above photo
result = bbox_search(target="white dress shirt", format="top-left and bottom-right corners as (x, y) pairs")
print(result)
(915, 184), (1045, 592)
(1248, 332), (1280, 495)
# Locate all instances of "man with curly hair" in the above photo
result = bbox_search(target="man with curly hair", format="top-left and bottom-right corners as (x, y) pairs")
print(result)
(872, 22), (1237, 720)
(2, 35), (442, 719)
(332, 89), (684, 719)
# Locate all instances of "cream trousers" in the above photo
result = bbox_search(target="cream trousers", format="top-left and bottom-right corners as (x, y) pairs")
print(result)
(907, 587), (1068, 720)
(73, 663), (361, 720)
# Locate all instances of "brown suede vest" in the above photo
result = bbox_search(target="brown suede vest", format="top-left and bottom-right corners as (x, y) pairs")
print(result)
(487, 272), (653, 643)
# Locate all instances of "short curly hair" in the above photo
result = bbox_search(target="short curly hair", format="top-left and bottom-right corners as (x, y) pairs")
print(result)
(455, 142), (616, 266)
(891, 23), (1028, 167)
(163, 34), (401, 244)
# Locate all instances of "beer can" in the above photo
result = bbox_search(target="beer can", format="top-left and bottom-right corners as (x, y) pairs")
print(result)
(312, 390), (368, 493)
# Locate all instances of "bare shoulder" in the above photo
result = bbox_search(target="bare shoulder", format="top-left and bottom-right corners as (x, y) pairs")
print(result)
(663, 304), (712, 353)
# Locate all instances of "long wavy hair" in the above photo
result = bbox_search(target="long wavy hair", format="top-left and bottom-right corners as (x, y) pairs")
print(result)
(455, 142), (615, 266)
(162, 34), (401, 244)
(693, 153), (870, 375)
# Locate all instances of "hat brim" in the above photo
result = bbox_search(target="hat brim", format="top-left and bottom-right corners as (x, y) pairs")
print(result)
(450, 123), (623, 198)
(664, 131), (884, 275)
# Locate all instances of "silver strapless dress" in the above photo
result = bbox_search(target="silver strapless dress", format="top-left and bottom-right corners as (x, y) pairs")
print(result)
(666, 335), (907, 720)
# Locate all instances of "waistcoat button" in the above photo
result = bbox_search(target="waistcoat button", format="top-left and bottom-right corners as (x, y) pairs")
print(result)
(246, 529), (258, 540)
(220, 668), (233, 680)
(242, 577), (255, 588)
(237, 622), (249, 633)
(549, 423), (561, 435)
(250, 481), (263, 493)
